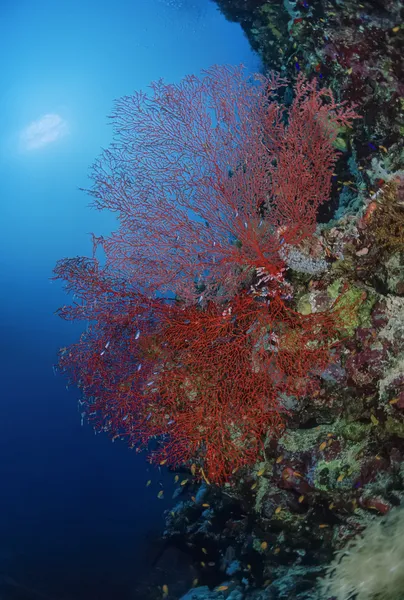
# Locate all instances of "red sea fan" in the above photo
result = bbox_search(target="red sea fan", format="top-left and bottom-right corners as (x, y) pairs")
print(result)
(56, 277), (287, 483)
(133, 294), (286, 483)
(137, 293), (352, 482)
(54, 65), (359, 482)
(54, 258), (351, 483)
(265, 75), (359, 244)
(82, 65), (358, 304)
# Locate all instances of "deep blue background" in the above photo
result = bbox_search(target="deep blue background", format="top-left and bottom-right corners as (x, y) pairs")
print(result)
(0, 1), (260, 597)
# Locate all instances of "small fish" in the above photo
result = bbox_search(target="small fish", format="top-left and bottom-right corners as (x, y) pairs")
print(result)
(202, 547), (208, 555)
(146, 479), (152, 487)
(337, 474), (345, 483)
(180, 479), (189, 486)
(389, 398), (399, 405)
(201, 468), (210, 485)
(202, 503), (210, 508)
(275, 506), (282, 514)
(257, 467), (266, 477)
(260, 541), (268, 550)
(276, 455), (283, 463)
(319, 441), (327, 451)
(190, 463), (196, 476)
(319, 523), (329, 529)
(215, 586), (229, 592)
(157, 490), (164, 499)
(135, 330), (140, 340)
(298, 495), (305, 503)
(379, 145), (388, 153)
(162, 584), (169, 598)
(174, 475), (179, 483)
(329, 502), (335, 510)
(159, 459), (167, 465)
(191, 496), (196, 503)
(192, 579), (199, 587)
(251, 482), (257, 490)
(200, 561), (206, 567)
(137, 363), (142, 371)
(273, 547), (280, 555)
(370, 414), (379, 426)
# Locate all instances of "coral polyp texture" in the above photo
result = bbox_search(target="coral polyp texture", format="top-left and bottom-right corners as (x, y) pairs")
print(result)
(54, 65), (359, 483)
(319, 505), (404, 600)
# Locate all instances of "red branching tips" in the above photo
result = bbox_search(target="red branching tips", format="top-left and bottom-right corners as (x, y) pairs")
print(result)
(82, 65), (358, 304)
(55, 259), (351, 483)
(138, 295), (286, 483)
(266, 75), (359, 244)
(54, 65), (359, 483)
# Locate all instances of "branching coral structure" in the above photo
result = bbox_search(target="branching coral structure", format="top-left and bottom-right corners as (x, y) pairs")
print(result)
(54, 65), (359, 482)
(54, 256), (354, 483)
(82, 64), (357, 304)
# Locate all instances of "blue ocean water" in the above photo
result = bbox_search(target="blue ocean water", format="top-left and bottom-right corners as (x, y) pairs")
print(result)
(0, 1), (260, 598)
